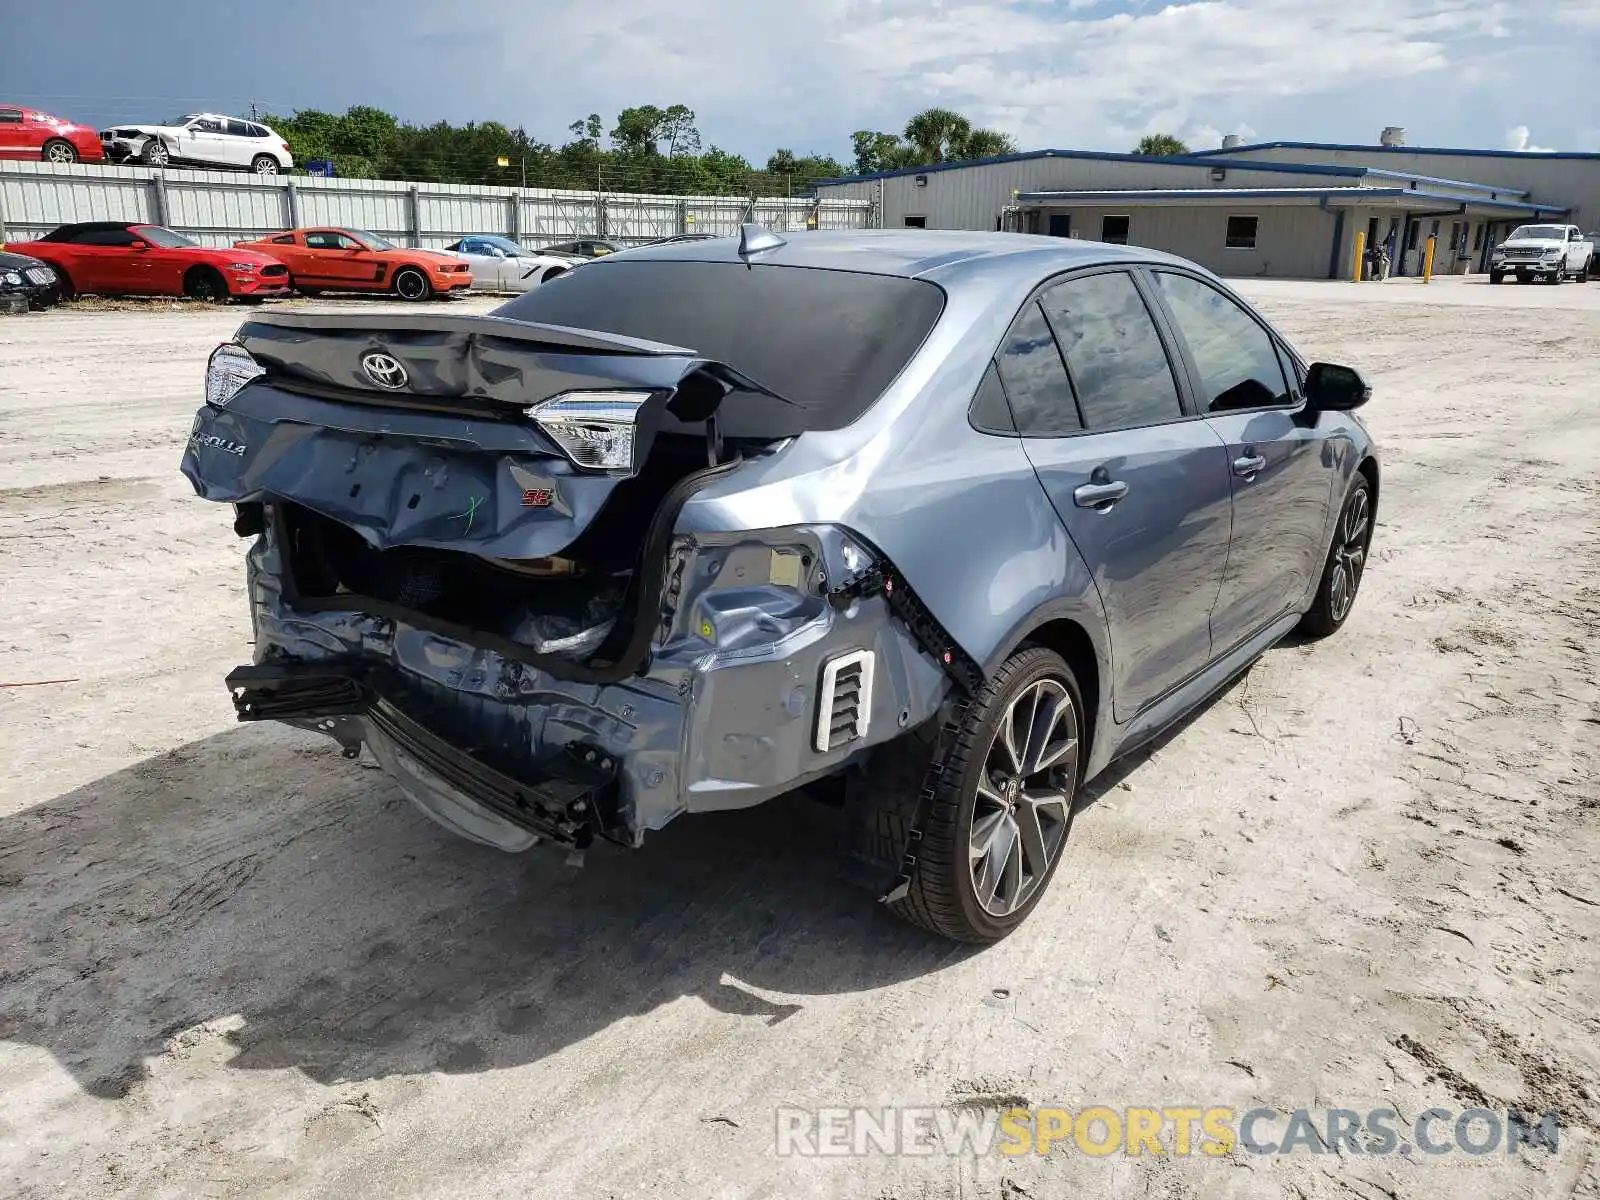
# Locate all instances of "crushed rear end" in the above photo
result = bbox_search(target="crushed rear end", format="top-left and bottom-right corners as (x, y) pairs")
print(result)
(182, 301), (956, 854)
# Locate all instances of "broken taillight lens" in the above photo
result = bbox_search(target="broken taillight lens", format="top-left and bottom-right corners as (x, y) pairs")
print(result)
(205, 342), (264, 409)
(525, 390), (651, 474)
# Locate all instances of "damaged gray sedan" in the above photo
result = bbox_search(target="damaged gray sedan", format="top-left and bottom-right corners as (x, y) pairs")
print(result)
(182, 227), (1377, 943)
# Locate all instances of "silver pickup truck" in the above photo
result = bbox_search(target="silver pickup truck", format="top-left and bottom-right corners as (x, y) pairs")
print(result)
(1489, 224), (1594, 284)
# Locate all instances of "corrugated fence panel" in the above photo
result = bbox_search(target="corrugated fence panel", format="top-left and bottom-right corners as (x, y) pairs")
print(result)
(519, 192), (603, 241)
(295, 180), (411, 241)
(0, 160), (874, 247)
(604, 194), (682, 242)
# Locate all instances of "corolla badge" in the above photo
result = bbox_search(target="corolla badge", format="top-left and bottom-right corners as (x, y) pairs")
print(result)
(361, 351), (409, 390)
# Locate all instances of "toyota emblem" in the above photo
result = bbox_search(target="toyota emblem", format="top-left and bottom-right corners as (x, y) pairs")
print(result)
(361, 351), (409, 390)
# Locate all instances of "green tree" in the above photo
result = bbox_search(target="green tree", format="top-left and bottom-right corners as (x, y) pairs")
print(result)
(904, 107), (973, 162)
(1136, 133), (1190, 156)
(850, 129), (914, 174)
(960, 128), (1018, 159)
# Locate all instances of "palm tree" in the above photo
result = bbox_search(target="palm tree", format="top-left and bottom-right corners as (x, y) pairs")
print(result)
(903, 108), (974, 163)
(1136, 134), (1190, 156)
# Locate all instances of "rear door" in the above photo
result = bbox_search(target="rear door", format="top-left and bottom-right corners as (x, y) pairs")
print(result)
(1003, 268), (1234, 720)
(1148, 269), (1335, 653)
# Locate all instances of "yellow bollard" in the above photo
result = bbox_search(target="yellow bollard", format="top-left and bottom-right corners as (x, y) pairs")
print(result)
(1352, 230), (1367, 281)
(1423, 235), (1437, 283)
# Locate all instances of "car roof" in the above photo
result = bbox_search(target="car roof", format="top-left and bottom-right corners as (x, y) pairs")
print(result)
(598, 227), (1188, 281)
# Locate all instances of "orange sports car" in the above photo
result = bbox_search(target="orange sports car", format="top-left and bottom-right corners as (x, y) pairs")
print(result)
(234, 227), (473, 300)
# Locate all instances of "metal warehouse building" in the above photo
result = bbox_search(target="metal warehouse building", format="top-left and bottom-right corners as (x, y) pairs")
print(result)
(813, 133), (1599, 280)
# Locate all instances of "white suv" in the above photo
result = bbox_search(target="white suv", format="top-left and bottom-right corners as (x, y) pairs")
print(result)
(101, 114), (294, 175)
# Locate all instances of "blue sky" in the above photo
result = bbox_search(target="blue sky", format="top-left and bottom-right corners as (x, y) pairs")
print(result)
(5, 0), (1598, 161)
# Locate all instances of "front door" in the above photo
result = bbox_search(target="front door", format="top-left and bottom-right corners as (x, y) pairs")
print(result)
(301, 230), (379, 286)
(1148, 270), (1337, 651)
(998, 269), (1234, 720)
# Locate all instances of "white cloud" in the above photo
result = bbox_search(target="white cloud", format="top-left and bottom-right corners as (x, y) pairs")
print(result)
(1505, 125), (1555, 152)
(335, 0), (1600, 162)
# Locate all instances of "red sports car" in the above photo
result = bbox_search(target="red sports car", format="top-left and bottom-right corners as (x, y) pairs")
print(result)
(5, 222), (291, 301)
(0, 104), (104, 163)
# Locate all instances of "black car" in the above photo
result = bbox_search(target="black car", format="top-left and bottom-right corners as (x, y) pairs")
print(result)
(534, 238), (623, 258)
(0, 249), (62, 311)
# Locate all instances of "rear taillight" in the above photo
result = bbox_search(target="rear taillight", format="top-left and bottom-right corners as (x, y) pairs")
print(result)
(525, 390), (651, 474)
(205, 343), (264, 409)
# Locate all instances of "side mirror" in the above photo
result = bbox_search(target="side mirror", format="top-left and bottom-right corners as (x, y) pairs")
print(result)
(130, 242), (150, 252)
(1305, 362), (1371, 412)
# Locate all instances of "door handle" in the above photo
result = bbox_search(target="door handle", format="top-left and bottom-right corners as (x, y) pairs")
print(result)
(1073, 480), (1129, 509)
(1233, 454), (1266, 478)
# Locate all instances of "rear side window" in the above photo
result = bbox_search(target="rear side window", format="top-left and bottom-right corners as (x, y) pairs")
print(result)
(72, 228), (140, 246)
(271, 234), (296, 245)
(1154, 272), (1290, 412)
(495, 261), (945, 431)
(225, 119), (252, 137)
(995, 302), (1078, 435)
(1039, 272), (1182, 430)
(0, 109), (22, 124)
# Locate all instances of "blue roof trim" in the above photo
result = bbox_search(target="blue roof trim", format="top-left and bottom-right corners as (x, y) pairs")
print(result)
(1363, 169), (1531, 197)
(810, 147), (1378, 187)
(1014, 186), (1568, 214)
(1187, 140), (1600, 163)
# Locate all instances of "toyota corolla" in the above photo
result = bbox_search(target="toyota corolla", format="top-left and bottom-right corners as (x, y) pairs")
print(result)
(182, 227), (1377, 943)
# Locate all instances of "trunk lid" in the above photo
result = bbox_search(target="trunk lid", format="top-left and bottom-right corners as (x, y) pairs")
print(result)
(181, 311), (797, 561)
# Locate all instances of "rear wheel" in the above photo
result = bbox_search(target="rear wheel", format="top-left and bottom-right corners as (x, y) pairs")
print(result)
(251, 154), (279, 176)
(42, 139), (78, 165)
(184, 266), (228, 304)
(886, 647), (1082, 944)
(1298, 476), (1372, 639)
(393, 267), (431, 301)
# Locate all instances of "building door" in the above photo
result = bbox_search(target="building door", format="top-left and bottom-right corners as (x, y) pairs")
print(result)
(1048, 214), (1071, 238)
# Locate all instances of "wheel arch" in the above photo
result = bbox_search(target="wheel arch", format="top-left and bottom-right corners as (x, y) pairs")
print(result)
(982, 599), (1113, 773)
(183, 262), (228, 297)
(1356, 453), (1379, 516)
(1018, 618), (1103, 771)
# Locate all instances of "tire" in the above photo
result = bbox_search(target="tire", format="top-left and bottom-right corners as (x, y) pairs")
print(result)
(41, 139), (78, 165)
(141, 139), (170, 167)
(48, 267), (76, 302)
(886, 647), (1083, 944)
(295, 284), (323, 298)
(1489, 272), (1503, 285)
(393, 267), (431, 301)
(1578, 258), (1591, 284)
(183, 266), (228, 304)
(251, 154), (279, 176)
(1298, 475), (1373, 640)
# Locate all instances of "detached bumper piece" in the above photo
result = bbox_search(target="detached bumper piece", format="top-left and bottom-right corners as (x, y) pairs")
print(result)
(225, 663), (620, 850)
(827, 561), (983, 695)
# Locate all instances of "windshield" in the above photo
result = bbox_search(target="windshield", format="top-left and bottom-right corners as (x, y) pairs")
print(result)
(136, 225), (198, 249)
(1508, 225), (1566, 240)
(166, 114), (200, 127)
(349, 229), (398, 251)
(494, 260), (945, 432)
(482, 236), (528, 256)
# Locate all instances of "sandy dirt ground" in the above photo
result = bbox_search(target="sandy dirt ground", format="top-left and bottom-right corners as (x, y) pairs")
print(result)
(0, 277), (1597, 1199)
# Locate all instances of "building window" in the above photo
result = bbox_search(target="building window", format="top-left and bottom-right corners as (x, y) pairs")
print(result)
(1225, 215), (1259, 250)
(1048, 214), (1071, 238)
(1473, 225), (1485, 251)
(903, 215), (927, 228)
(1101, 215), (1130, 245)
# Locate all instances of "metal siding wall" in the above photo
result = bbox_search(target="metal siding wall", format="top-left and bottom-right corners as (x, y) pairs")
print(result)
(821, 158), (1365, 232)
(1031, 203), (1338, 278)
(1214, 146), (1600, 226)
(0, 161), (873, 247)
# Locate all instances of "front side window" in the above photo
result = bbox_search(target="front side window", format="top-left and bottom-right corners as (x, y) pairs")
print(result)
(1039, 271), (1182, 431)
(1155, 272), (1291, 412)
(190, 118), (224, 133)
(995, 302), (1078, 435)
(1225, 215), (1258, 250)
(133, 225), (196, 248)
(306, 231), (361, 251)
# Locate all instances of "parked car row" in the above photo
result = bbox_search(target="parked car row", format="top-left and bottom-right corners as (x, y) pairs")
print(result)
(2, 103), (293, 173)
(0, 221), (780, 304)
